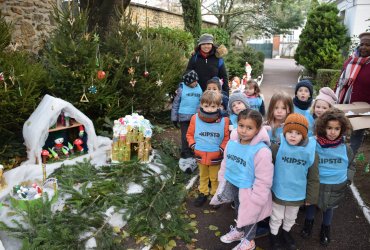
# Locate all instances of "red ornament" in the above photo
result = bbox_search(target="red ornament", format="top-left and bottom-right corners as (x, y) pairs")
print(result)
(97, 70), (106, 80)
(143, 71), (149, 78)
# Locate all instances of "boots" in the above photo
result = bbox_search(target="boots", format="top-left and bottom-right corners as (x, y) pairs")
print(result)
(320, 224), (331, 247)
(270, 232), (283, 250)
(282, 229), (297, 250)
(300, 219), (314, 239)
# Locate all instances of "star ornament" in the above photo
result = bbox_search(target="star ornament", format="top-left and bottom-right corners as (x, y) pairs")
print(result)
(130, 79), (136, 87)
(128, 67), (135, 75)
(155, 79), (163, 87)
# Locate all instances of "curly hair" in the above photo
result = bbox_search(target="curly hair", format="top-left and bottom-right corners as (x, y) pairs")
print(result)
(238, 109), (263, 129)
(315, 108), (352, 137)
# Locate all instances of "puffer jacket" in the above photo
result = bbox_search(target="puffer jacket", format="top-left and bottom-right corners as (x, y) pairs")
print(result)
(211, 126), (274, 228)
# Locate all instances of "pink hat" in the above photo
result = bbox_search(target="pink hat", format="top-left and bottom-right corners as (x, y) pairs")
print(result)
(316, 87), (337, 106)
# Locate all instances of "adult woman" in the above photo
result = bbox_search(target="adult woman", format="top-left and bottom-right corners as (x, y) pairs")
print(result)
(186, 33), (229, 95)
(335, 31), (370, 155)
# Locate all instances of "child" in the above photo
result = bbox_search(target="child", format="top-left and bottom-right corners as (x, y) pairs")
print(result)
(244, 79), (265, 116)
(187, 90), (230, 207)
(293, 80), (315, 136)
(171, 70), (203, 173)
(229, 76), (242, 93)
(210, 109), (273, 250)
(228, 91), (250, 130)
(269, 113), (319, 250)
(265, 92), (294, 144)
(312, 87), (338, 119)
(301, 108), (354, 247)
(206, 77), (229, 116)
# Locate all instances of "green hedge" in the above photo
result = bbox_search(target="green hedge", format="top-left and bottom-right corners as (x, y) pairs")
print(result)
(201, 28), (230, 47)
(315, 68), (341, 91)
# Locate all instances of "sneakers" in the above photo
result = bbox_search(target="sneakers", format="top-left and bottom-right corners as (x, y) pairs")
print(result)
(193, 193), (208, 207)
(179, 157), (197, 173)
(232, 239), (256, 250)
(220, 226), (245, 243)
(300, 219), (314, 239)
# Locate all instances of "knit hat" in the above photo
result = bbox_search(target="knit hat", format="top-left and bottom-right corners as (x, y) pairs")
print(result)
(316, 87), (337, 106)
(295, 79), (313, 97)
(182, 70), (198, 86)
(228, 91), (249, 114)
(207, 77), (222, 90)
(198, 33), (214, 46)
(283, 113), (309, 140)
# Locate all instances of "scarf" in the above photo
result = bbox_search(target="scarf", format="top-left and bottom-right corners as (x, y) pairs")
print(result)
(199, 49), (210, 59)
(293, 96), (313, 110)
(198, 108), (221, 123)
(316, 135), (343, 148)
(335, 52), (370, 104)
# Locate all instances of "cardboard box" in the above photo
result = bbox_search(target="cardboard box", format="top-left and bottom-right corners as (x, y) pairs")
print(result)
(334, 102), (370, 130)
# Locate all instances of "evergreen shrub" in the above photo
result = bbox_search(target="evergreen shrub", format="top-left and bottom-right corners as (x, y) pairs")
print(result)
(315, 68), (341, 91)
(201, 28), (230, 47)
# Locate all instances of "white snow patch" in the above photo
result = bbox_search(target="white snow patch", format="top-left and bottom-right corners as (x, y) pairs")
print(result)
(127, 183), (143, 194)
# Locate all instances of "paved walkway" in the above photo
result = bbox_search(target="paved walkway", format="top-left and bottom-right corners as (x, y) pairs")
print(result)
(184, 59), (370, 250)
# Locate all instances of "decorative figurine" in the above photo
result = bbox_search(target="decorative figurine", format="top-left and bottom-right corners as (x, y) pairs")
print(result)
(74, 138), (84, 152)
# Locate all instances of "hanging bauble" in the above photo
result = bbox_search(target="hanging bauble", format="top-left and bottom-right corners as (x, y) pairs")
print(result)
(88, 85), (97, 94)
(97, 70), (106, 80)
(143, 71), (149, 78)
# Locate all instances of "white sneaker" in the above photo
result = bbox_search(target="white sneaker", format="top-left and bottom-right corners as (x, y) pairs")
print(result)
(220, 226), (245, 243)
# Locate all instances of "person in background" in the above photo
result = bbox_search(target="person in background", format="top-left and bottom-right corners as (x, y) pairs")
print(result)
(186, 33), (229, 95)
(269, 114), (319, 250)
(171, 70), (203, 173)
(206, 77), (229, 117)
(293, 80), (315, 137)
(187, 91), (230, 207)
(244, 79), (265, 116)
(265, 92), (294, 145)
(301, 108), (354, 247)
(335, 31), (370, 156)
(210, 109), (273, 250)
(312, 87), (337, 119)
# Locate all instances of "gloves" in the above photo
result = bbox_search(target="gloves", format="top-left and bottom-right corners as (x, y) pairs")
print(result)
(173, 121), (179, 128)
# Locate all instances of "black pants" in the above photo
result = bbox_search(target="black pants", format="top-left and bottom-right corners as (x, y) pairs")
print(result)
(180, 121), (193, 158)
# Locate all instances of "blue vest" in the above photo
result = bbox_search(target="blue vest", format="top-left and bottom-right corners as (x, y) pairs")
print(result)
(194, 114), (225, 152)
(229, 114), (238, 129)
(272, 135), (316, 201)
(225, 140), (268, 188)
(268, 126), (283, 144)
(316, 142), (348, 184)
(178, 83), (202, 115)
(247, 97), (263, 112)
(294, 105), (315, 137)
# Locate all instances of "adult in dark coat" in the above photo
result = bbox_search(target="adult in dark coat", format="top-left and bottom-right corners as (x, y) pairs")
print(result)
(186, 33), (229, 95)
(335, 31), (370, 155)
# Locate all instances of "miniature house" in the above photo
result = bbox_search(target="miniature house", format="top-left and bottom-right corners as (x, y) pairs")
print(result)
(111, 113), (152, 163)
(22, 94), (99, 165)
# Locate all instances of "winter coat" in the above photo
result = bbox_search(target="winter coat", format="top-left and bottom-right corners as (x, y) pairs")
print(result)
(186, 113), (230, 166)
(317, 144), (354, 210)
(211, 126), (274, 228)
(270, 140), (320, 206)
(171, 83), (202, 122)
(186, 45), (229, 94)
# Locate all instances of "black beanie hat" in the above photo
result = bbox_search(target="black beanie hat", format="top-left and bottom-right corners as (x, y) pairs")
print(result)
(182, 70), (199, 86)
(295, 79), (313, 97)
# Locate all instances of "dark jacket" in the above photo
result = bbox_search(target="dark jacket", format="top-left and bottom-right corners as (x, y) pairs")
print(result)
(186, 46), (229, 95)
(317, 144), (355, 210)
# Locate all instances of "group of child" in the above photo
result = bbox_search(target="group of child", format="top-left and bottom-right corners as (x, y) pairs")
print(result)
(171, 70), (354, 250)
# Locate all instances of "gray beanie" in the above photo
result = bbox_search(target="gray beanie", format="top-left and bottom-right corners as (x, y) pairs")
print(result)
(228, 91), (250, 115)
(198, 33), (214, 46)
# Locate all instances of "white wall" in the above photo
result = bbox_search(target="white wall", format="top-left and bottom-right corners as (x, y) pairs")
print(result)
(337, 0), (370, 37)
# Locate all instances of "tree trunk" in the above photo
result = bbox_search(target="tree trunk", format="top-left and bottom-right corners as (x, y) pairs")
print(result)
(180, 0), (202, 39)
(80, 0), (131, 39)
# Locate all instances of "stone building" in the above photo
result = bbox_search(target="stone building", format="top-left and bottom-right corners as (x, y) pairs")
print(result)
(0, 0), (217, 53)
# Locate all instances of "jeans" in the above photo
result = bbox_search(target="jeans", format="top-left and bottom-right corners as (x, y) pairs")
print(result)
(305, 205), (334, 226)
(180, 121), (193, 158)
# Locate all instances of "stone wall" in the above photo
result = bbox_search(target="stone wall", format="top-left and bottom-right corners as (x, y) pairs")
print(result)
(0, 1), (217, 53)
(0, 0), (55, 52)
